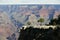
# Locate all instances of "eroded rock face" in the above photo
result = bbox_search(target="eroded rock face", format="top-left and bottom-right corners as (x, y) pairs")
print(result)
(0, 5), (60, 40)
(0, 12), (17, 40)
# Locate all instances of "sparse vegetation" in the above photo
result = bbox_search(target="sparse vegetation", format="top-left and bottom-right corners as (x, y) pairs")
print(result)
(27, 22), (31, 25)
(38, 18), (44, 25)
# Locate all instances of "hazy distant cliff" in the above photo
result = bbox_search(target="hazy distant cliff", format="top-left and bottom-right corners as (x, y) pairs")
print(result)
(0, 12), (17, 40)
(11, 5), (60, 26)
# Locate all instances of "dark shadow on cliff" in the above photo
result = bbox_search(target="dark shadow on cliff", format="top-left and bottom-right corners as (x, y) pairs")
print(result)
(18, 26), (60, 40)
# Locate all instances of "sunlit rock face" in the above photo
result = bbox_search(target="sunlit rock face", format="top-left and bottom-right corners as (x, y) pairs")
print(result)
(28, 14), (38, 26)
(39, 6), (49, 18)
(0, 12), (17, 40)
